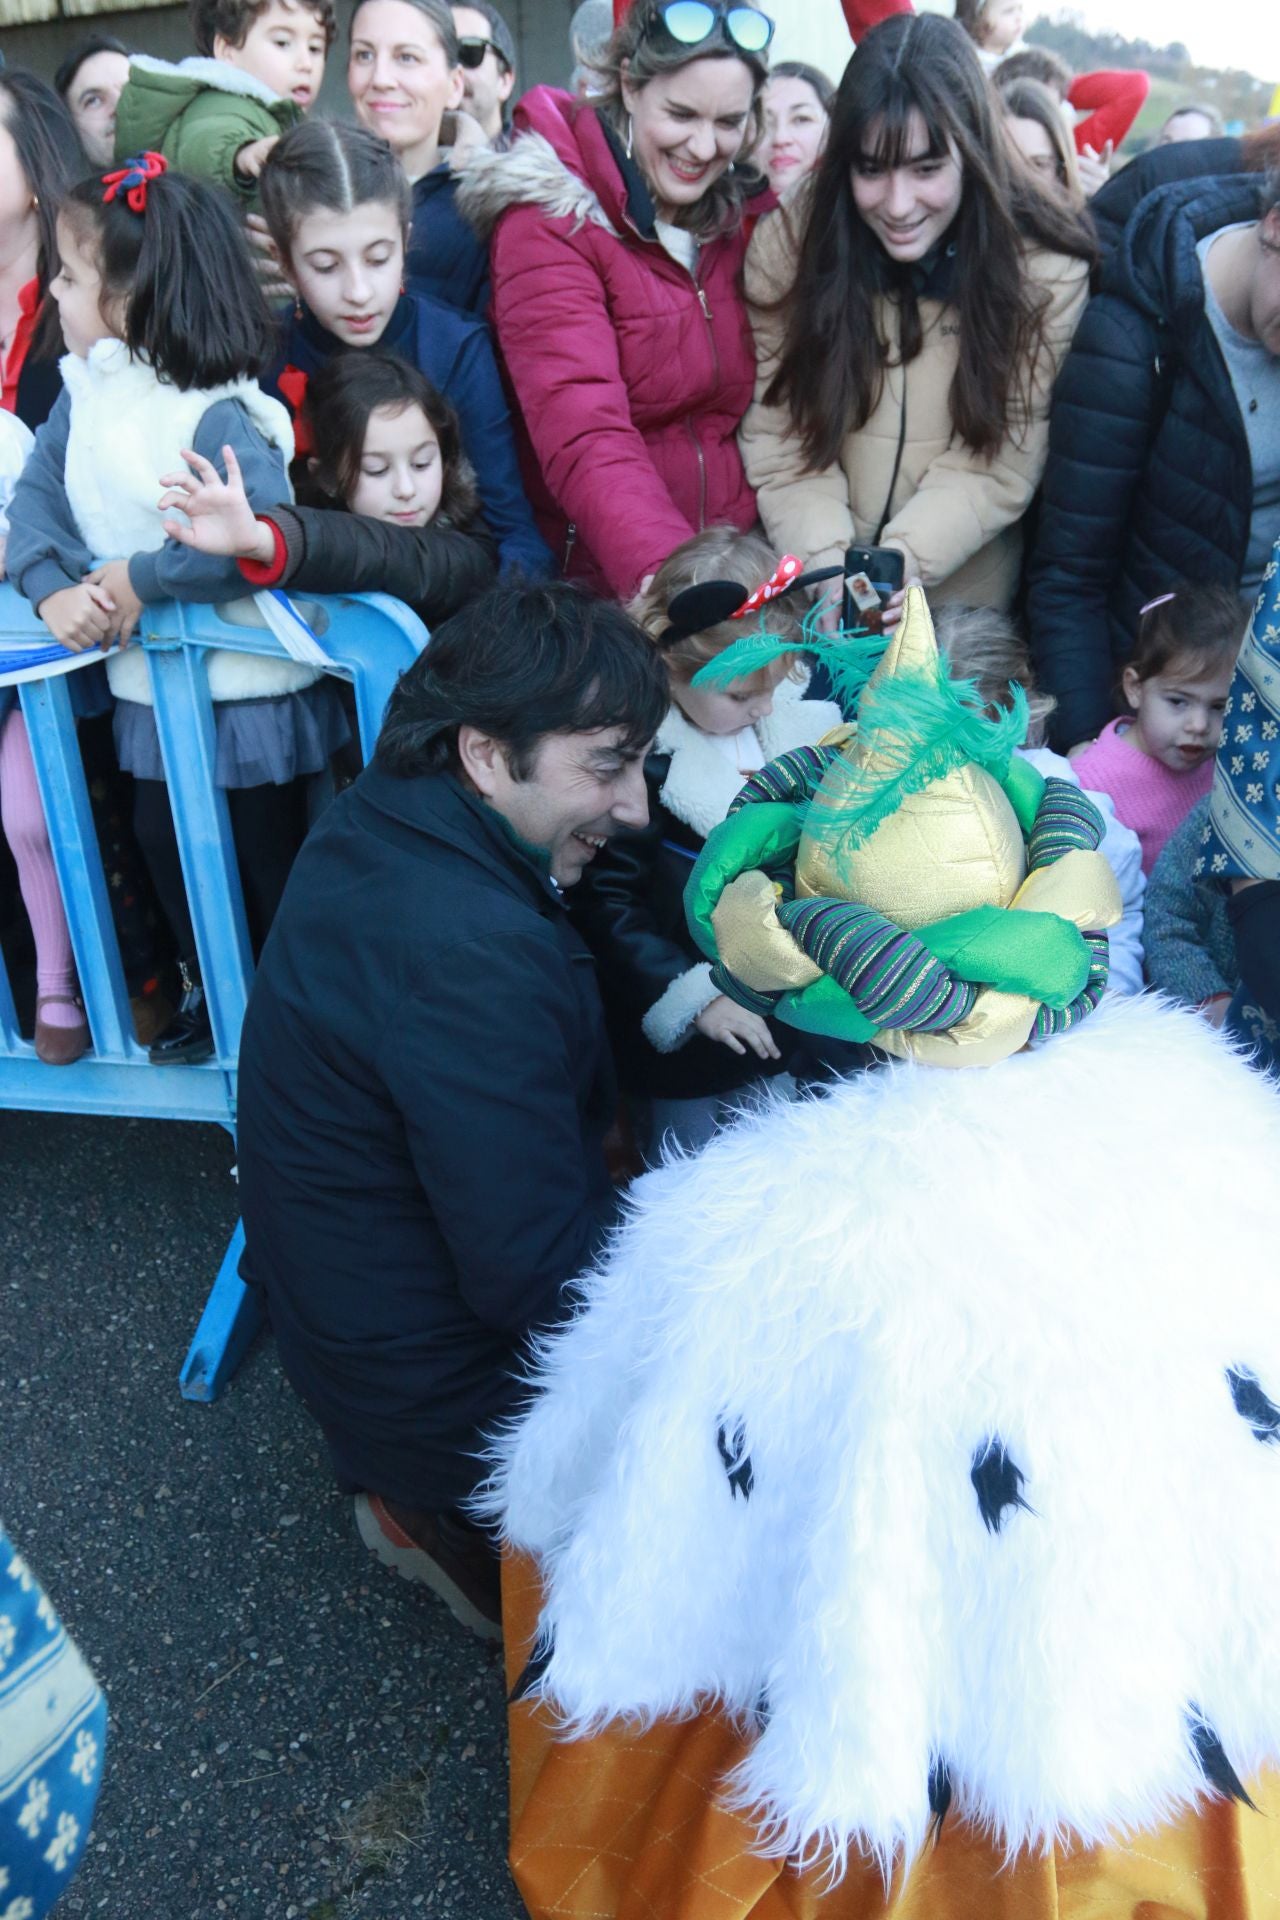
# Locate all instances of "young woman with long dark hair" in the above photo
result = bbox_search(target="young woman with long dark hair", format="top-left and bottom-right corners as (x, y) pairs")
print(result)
(740, 11), (1094, 623)
(0, 69), (82, 429)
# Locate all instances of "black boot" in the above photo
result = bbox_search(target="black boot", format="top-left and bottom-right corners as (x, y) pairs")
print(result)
(148, 958), (214, 1065)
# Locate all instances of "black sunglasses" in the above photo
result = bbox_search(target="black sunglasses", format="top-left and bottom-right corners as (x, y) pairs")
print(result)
(650, 0), (775, 55)
(457, 34), (511, 69)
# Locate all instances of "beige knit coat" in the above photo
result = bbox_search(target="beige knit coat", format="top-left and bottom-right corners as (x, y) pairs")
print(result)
(739, 187), (1090, 611)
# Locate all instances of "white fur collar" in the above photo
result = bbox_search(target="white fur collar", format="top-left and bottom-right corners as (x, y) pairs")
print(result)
(129, 52), (286, 106)
(656, 680), (843, 841)
(455, 131), (615, 240)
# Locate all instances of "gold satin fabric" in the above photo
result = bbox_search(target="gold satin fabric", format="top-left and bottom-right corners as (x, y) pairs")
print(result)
(503, 1553), (1280, 1920)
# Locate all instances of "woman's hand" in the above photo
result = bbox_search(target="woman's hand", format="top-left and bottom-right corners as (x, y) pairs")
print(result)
(694, 994), (782, 1060)
(37, 581), (116, 652)
(84, 561), (143, 644)
(877, 542), (920, 633)
(159, 445), (275, 565)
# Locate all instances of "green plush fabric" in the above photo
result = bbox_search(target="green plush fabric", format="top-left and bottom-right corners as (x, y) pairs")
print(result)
(775, 974), (880, 1043)
(1000, 757), (1046, 837)
(919, 905), (1090, 1009)
(684, 802), (806, 960)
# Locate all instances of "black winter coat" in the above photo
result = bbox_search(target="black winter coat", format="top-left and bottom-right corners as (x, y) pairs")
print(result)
(570, 750), (794, 1100)
(1090, 137), (1245, 261)
(237, 768), (618, 1509)
(1027, 176), (1260, 752)
(257, 500), (498, 629)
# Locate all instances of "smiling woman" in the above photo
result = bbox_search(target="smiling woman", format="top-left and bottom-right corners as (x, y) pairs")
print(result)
(346, 0), (490, 311)
(740, 11), (1095, 621)
(454, 0), (772, 599)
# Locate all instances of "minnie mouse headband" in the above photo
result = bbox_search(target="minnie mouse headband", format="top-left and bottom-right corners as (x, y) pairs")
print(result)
(101, 151), (167, 215)
(657, 554), (844, 649)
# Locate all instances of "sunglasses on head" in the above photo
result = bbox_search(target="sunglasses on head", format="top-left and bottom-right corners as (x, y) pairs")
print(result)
(649, 0), (775, 55)
(457, 34), (510, 68)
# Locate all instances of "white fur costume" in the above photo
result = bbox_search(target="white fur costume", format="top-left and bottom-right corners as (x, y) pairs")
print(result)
(482, 994), (1280, 1876)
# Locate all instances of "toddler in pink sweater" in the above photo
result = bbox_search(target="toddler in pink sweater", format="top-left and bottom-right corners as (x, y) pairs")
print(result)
(1071, 585), (1244, 873)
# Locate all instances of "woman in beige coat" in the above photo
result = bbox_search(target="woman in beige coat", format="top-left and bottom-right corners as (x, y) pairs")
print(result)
(740, 12), (1095, 622)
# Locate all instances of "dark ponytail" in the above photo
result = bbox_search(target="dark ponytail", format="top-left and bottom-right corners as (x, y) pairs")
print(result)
(62, 162), (276, 390)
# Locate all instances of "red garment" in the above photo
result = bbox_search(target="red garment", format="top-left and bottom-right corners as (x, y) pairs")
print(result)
(1068, 69), (1150, 156)
(485, 87), (760, 599)
(238, 518), (289, 587)
(1, 278), (38, 415)
(839, 0), (910, 39)
(275, 364), (314, 456)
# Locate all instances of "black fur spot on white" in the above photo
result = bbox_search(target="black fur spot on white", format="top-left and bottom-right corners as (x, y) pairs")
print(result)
(717, 1420), (754, 1501)
(1188, 1711), (1257, 1809)
(509, 1635), (554, 1705)
(1227, 1368), (1280, 1444)
(970, 1438), (1032, 1534)
(928, 1761), (952, 1839)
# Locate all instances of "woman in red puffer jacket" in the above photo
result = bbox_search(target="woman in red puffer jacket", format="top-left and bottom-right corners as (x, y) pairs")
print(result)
(456, 0), (772, 599)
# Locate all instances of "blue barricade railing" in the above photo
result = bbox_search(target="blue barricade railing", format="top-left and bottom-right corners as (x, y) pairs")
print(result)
(0, 583), (428, 1398)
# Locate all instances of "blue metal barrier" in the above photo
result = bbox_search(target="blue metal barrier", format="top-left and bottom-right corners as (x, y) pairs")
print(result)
(0, 584), (427, 1397)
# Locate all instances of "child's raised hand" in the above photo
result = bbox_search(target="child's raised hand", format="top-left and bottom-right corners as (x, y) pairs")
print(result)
(160, 446), (274, 565)
(36, 581), (116, 652)
(234, 134), (279, 182)
(694, 994), (782, 1061)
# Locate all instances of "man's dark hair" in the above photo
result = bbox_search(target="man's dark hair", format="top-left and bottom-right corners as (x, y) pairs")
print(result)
(453, 0), (515, 73)
(190, 0), (337, 57)
(54, 33), (129, 100)
(377, 582), (669, 780)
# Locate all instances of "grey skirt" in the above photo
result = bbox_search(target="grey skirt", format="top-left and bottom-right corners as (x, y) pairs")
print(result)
(114, 680), (350, 789)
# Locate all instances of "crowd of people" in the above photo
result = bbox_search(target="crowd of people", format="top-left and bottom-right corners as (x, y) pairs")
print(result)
(1, 0), (1279, 1903)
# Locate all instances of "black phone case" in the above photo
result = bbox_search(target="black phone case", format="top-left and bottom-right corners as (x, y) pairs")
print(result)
(842, 547), (906, 627)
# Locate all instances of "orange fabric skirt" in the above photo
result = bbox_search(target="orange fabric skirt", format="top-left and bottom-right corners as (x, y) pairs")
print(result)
(503, 1553), (1280, 1920)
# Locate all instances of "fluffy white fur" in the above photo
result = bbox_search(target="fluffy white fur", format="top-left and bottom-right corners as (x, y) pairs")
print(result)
(655, 681), (843, 845)
(642, 959), (718, 1053)
(456, 132), (618, 240)
(62, 340), (314, 705)
(481, 995), (1280, 1876)
(128, 52), (287, 105)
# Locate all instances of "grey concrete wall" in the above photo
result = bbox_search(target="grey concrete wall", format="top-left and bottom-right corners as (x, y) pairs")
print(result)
(2, 0), (581, 100)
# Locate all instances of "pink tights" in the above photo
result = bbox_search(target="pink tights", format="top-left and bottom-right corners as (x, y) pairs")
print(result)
(0, 708), (81, 1029)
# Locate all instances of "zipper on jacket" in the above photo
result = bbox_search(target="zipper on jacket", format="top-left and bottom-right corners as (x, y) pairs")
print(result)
(688, 264), (717, 531)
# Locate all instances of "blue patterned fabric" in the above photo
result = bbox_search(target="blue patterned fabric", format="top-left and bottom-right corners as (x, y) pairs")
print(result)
(1198, 537), (1280, 885)
(0, 1523), (106, 1918)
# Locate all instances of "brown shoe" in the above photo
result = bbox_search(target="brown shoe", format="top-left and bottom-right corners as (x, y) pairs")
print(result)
(34, 994), (89, 1066)
(130, 989), (175, 1048)
(354, 1493), (502, 1640)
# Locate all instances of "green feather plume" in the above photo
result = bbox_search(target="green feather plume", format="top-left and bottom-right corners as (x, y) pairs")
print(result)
(691, 600), (888, 711)
(809, 659), (1030, 852)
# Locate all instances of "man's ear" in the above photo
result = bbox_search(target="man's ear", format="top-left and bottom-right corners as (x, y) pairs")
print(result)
(1121, 665), (1142, 713)
(1263, 205), (1280, 252)
(457, 723), (503, 795)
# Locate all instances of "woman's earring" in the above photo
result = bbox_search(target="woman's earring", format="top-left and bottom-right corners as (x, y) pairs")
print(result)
(625, 114), (634, 161)
(293, 294), (303, 322)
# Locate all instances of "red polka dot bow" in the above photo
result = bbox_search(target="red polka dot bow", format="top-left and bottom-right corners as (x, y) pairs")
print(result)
(732, 554), (803, 619)
(102, 152), (167, 215)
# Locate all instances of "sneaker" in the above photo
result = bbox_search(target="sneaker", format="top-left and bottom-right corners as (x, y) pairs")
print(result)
(354, 1493), (502, 1641)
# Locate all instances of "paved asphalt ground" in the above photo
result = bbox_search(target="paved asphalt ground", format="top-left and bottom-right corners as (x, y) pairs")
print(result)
(1, 1107), (527, 1920)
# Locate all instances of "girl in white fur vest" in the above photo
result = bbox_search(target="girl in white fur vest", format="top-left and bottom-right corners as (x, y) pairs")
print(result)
(570, 528), (843, 1160)
(7, 154), (346, 1066)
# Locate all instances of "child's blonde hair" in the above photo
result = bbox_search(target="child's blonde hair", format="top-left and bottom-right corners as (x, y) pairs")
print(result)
(633, 527), (805, 686)
(934, 603), (1056, 747)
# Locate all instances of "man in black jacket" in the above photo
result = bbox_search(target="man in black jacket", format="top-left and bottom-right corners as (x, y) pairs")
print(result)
(1028, 171), (1280, 752)
(236, 582), (667, 1636)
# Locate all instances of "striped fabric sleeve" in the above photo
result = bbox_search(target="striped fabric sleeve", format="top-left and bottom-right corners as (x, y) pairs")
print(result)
(1032, 932), (1110, 1038)
(777, 897), (977, 1032)
(1028, 777), (1106, 867)
(709, 961), (779, 1017)
(728, 745), (841, 817)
